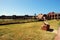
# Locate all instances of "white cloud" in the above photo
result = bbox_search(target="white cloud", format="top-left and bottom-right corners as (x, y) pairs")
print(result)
(1, 11), (9, 16)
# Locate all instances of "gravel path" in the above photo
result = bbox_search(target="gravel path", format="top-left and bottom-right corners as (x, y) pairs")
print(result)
(54, 27), (60, 40)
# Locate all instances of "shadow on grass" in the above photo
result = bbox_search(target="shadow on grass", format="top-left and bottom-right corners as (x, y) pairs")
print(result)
(47, 29), (54, 32)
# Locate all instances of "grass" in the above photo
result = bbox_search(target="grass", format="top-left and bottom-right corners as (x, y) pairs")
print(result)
(0, 20), (60, 40)
(0, 19), (37, 24)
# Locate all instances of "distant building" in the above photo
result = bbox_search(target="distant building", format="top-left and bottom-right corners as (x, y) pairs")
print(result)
(36, 14), (44, 21)
(36, 12), (60, 20)
(0, 12), (60, 20)
(47, 12), (60, 19)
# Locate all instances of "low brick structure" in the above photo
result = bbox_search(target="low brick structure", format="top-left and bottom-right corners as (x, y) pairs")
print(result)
(41, 22), (50, 31)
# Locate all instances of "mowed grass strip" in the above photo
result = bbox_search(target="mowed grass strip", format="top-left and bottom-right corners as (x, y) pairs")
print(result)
(0, 20), (59, 40)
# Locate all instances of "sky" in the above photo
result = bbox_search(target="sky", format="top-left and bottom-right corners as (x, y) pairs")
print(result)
(0, 0), (60, 16)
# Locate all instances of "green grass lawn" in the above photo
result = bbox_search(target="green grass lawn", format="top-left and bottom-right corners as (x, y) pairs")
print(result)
(0, 20), (60, 40)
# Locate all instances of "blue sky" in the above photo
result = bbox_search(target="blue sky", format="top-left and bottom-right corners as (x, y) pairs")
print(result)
(0, 0), (60, 16)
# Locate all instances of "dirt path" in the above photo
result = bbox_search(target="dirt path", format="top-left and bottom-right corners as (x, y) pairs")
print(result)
(54, 27), (60, 40)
